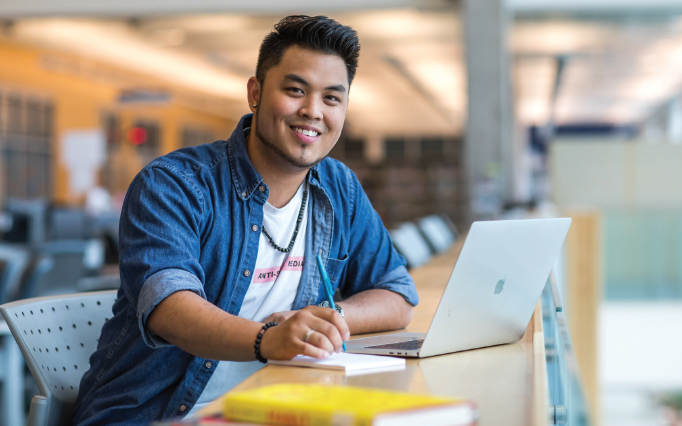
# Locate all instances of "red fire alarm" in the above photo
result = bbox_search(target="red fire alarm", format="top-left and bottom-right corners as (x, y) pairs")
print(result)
(127, 127), (148, 145)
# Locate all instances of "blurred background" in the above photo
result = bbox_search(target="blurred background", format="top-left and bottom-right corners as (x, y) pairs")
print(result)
(1, 0), (682, 425)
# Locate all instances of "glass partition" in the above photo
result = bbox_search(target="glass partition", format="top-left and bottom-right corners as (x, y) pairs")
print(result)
(542, 279), (592, 426)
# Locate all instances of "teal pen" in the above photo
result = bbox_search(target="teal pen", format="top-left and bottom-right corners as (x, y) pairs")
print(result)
(316, 255), (347, 352)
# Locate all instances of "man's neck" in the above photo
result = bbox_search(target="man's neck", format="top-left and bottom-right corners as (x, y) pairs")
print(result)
(246, 129), (309, 209)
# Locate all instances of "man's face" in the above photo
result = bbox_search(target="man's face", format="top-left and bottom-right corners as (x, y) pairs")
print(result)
(250, 45), (349, 169)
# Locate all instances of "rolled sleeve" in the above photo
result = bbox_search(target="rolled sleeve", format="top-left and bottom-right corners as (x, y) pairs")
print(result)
(365, 264), (419, 306)
(118, 164), (207, 348)
(137, 268), (207, 349)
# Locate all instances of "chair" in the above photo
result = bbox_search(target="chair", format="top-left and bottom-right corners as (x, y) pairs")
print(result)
(0, 243), (30, 304)
(416, 215), (457, 254)
(16, 240), (89, 300)
(389, 222), (433, 269)
(0, 290), (117, 426)
(48, 208), (88, 241)
(5, 198), (48, 245)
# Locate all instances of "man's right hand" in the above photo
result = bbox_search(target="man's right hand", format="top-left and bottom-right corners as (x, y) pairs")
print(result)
(259, 305), (350, 360)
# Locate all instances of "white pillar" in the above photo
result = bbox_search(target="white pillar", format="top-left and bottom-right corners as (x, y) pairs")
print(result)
(463, 0), (516, 219)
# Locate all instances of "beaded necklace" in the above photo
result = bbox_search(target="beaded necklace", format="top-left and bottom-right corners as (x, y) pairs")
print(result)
(261, 187), (308, 253)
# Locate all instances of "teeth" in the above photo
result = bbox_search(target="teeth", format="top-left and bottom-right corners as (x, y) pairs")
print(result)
(294, 127), (318, 137)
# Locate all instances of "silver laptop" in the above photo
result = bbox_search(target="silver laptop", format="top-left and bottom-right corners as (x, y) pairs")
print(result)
(346, 218), (571, 358)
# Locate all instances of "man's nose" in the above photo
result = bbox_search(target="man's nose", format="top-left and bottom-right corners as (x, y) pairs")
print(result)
(299, 97), (323, 121)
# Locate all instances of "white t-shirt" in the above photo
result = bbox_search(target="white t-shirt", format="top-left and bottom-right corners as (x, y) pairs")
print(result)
(189, 180), (309, 414)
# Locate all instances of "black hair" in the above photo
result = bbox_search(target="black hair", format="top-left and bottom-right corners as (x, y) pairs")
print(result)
(256, 15), (361, 87)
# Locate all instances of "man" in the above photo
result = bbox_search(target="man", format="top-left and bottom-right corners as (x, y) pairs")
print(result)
(72, 15), (418, 426)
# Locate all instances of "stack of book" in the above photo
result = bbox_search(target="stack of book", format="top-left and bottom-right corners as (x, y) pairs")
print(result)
(155, 383), (476, 426)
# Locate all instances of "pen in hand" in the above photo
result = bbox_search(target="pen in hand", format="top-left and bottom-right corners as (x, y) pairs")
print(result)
(316, 255), (347, 352)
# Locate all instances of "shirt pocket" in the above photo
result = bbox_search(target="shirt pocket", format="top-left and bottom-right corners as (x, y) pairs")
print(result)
(325, 253), (349, 288)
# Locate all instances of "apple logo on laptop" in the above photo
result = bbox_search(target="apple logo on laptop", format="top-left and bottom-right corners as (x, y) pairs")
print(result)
(494, 277), (506, 295)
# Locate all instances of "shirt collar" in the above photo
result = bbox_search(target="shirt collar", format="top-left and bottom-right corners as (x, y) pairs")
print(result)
(227, 113), (326, 199)
(227, 114), (263, 200)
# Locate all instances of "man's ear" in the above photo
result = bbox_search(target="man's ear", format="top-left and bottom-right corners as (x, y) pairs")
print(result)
(247, 77), (261, 113)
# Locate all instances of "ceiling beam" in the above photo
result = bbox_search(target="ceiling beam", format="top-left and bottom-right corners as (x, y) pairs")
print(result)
(510, 0), (682, 13)
(0, 0), (452, 18)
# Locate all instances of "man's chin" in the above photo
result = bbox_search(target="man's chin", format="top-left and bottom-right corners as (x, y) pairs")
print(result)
(281, 153), (325, 169)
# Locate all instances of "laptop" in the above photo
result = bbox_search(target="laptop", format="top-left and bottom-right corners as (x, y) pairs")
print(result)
(346, 218), (571, 358)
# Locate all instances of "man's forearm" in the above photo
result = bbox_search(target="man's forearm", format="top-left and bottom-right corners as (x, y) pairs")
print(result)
(337, 289), (413, 335)
(147, 290), (264, 361)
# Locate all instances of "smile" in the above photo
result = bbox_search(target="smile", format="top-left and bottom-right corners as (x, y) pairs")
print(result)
(291, 127), (319, 137)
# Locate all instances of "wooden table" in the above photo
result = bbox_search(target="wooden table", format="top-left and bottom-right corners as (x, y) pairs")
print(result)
(203, 242), (549, 426)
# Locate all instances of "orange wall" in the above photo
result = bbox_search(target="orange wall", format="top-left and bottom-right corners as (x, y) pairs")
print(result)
(0, 38), (235, 204)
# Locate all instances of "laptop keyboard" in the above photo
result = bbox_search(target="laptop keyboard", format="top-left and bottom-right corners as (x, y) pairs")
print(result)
(364, 339), (424, 351)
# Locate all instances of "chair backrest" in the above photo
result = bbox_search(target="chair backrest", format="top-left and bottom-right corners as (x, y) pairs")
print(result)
(49, 208), (88, 240)
(417, 215), (456, 254)
(5, 198), (48, 245)
(0, 243), (30, 304)
(389, 222), (433, 269)
(0, 291), (117, 426)
(27, 240), (88, 299)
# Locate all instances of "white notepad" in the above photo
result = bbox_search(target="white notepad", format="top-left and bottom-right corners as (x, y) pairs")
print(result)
(268, 352), (406, 374)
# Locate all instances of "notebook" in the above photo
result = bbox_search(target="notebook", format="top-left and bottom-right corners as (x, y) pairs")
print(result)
(267, 352), (405, 373)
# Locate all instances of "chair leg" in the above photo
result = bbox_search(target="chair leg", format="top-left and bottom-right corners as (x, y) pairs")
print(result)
(26, 395), (48, 426)
(2, 334), (25, 426)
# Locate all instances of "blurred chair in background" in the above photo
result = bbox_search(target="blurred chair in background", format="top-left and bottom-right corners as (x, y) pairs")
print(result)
(0, 244), (30, 304)
(389, 222), (433, 269)
(16, 241), (88, 300)
(3, 198), (48, 245)
(0, 290), (117, 426)
(48, 208), (87, 241)
(416, 214), (458, 254)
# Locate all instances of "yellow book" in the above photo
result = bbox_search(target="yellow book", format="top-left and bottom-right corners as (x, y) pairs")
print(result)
(223, 384), (476, 426)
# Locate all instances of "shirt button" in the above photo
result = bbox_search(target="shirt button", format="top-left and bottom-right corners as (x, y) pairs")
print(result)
(241, 191), (247, 198)
(179, 405), (186, 412)
(205, 361), (212, 369)
(244, 270), (251, 277)
(259, 185), (266, 192)
(251, 225), (258, 232)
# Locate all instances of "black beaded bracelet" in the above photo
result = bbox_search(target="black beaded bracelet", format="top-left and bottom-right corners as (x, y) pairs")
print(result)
(254, 322), (278, 364)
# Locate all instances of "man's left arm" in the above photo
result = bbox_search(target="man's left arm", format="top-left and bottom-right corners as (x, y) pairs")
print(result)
(334, 169), (419, 334)
(336, 289), (412, 334)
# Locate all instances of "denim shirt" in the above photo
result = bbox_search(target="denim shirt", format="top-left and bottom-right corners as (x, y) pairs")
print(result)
(71, 114), (418, 426)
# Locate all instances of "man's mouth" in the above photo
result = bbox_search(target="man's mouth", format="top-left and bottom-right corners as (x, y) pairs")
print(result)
(291, 126), (320, 137)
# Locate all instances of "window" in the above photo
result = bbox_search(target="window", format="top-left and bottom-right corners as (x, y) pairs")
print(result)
(0, 91), (53, 199)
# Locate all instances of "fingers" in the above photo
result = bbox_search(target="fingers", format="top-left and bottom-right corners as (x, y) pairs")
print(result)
(299, 341), (331, 359)
(304, 306), (350, 340)
(305, 315), (344, 353)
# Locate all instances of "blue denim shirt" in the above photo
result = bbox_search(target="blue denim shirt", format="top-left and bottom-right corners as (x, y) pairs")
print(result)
(71, 114), (418, 426)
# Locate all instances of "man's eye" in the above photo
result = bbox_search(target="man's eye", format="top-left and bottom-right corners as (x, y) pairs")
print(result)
(288, 87), (304, 94)
(325, 95), (341, 102)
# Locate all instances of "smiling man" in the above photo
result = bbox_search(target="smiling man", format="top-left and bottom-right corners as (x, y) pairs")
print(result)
(71, 16), (418, 426)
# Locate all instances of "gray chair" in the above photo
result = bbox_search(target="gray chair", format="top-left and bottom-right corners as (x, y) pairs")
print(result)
(17, 240), (88, 300)
(389, 222), (433, 269)
(5, 198), (48, 245)
(416, 215), (457, 254)
(0, 243), (30, 304)
(0, 291), (117, 426)
(48, 208), (88, 241)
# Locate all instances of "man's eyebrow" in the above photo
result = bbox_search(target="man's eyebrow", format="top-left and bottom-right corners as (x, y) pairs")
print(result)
(325, 84), (347, 93)
(284, 73), (347, 93)
(284, 74), (309, 86)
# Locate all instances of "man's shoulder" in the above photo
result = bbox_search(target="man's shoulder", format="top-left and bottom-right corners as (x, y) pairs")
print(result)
(316, 156), (357, 186)
(144, 140), (229, 179)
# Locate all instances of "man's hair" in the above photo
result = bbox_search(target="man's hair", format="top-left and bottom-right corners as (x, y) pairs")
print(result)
(256, 15), (361, 87)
